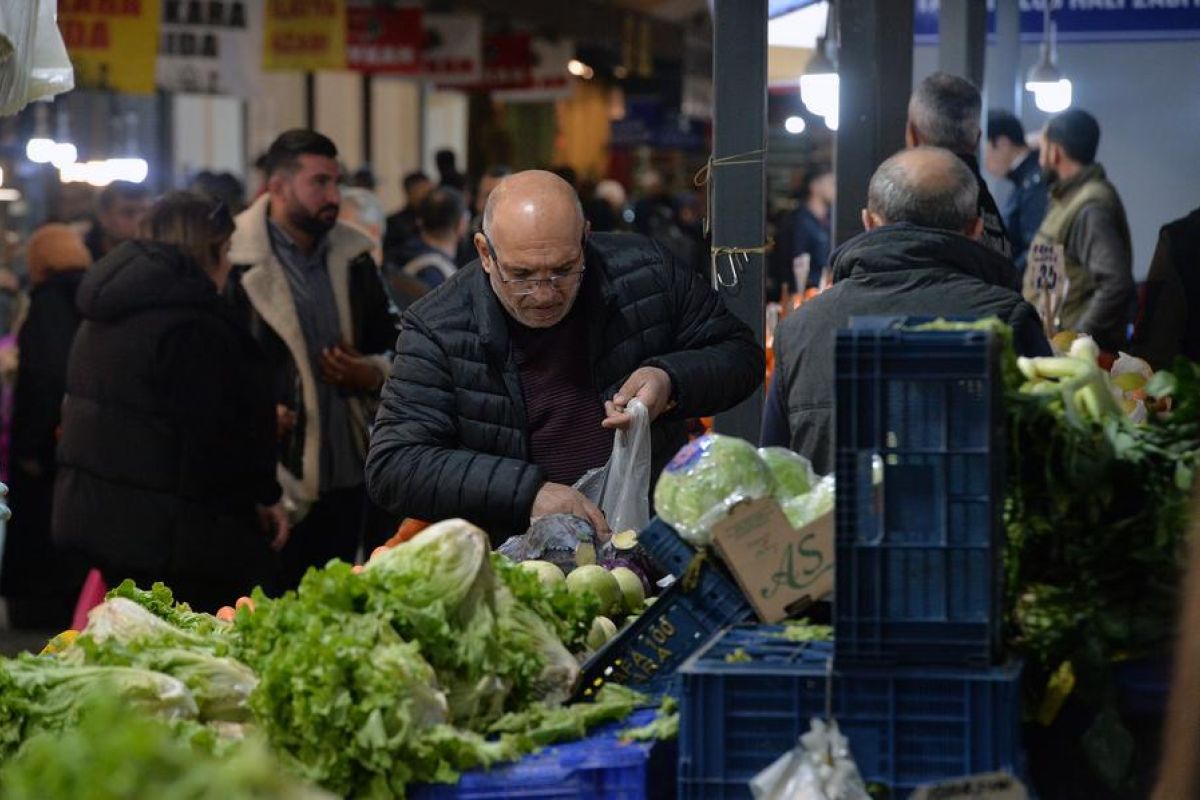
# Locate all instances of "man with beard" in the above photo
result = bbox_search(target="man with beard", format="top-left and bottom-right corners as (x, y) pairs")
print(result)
(1024, 109), (1134, 352)
(229, 130), (395, 585)
(366, 170), (762, 542)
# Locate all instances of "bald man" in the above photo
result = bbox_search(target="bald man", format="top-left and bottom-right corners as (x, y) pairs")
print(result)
(762, 147), (1050, 472)
(366, 170), (762, 543)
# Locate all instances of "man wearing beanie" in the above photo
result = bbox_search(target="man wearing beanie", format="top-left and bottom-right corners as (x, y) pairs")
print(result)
(0, 224), (92, 629)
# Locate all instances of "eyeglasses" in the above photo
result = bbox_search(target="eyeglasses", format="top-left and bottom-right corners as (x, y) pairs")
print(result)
(483, 232), (586, 296)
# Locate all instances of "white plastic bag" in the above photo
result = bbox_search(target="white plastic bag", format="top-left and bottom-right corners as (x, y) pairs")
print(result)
(750, 718), (871, 800)
(573, 399), (651, 534)
(0, 1), (74, 118)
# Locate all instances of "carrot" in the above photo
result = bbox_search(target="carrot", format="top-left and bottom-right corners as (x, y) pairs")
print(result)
(370, 546), (390, 562)
(386, 518), (431, 547)
(351, 564), (364, 575)
(235, 596), (255, 613)
(216, 606), (236, 622)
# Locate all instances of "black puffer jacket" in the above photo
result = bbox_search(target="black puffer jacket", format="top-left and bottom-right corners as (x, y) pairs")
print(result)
(53, 242), (279, 585)
(770, 224), (1050, 474)
(366, 233), (763, 543)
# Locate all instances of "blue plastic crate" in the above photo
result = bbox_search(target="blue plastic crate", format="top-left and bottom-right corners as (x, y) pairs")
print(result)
(835, 322), (1006, 666)
(571, 520), (754, 700)
(409, 709), (674, 800)
(678, 626), (1024, 798)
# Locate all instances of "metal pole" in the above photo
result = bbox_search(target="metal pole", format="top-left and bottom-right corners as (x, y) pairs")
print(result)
(304, 72), (316, 130)
(992, 0), (1023, 115)
(711, 0), (767, 442)
(362, 73), (374, 168)
(833, 0), (914, 247)
(938, 0), (987, 89)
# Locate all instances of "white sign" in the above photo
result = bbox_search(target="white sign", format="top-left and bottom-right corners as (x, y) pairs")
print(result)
(422, 13), (482, 86)
(910, 771), (1029, 800)
(157, 0), (262, 97)
(492, 37), (574, 103)
(1029, 242), (1067, 337)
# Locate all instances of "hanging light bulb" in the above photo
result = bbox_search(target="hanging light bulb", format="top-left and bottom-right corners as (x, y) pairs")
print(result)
(1026, 10), (1072, 113)
(800, 34), (839, 121)
(784, 115), (807, 135)
(25, 102), (55, 164)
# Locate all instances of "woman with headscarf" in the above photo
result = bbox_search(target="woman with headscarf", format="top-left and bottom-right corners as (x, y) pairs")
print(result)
(0, 224), (92, 628)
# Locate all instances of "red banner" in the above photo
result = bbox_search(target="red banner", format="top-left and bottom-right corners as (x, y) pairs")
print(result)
(346, 6), (422, 74)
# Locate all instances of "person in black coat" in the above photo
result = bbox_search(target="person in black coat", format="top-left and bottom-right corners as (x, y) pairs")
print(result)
(366, 170), (763, 545)
(0, 224), (92, 629)
(53, 193), (287, 612)
(762, 148), (1051, 474)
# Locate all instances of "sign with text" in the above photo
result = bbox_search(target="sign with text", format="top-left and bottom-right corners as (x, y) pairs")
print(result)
(910, 771), (1029, 800)
(262, 0), (346, 72)
(914, 1), (1200, 43)
(58, 0), (161, 94)
(157, 0), (261, 96)
(346, 5), (422, 75)
(712, 497), (833, 623)
(1029, 242), (1067, 338)
(423, 13), (482, 86)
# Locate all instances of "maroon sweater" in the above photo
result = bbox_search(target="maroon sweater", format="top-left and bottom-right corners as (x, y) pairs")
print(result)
(508, 304), (613, 485)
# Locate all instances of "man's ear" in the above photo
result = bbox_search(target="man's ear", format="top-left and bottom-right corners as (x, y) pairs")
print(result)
(473, 231), (492, 270)
(862, 208), (883, 231)
(964, 216), (985, 241)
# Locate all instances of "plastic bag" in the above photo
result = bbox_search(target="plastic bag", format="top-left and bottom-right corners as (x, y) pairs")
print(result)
(759, 447), (817, 500)
(0, 1), (74, 117)
(750, 718), (871, 800)
(781, 474), (836, 530)
(653, 434), (776, 547)
(575, 399), (651, 535)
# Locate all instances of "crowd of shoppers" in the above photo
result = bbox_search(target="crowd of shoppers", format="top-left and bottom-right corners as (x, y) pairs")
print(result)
(0, 72), (1189, 628)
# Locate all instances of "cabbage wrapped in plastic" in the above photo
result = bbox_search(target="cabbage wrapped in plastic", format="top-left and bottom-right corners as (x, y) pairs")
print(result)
(498, 514), (598, 575)
(654, 435), (776, 547)
(759, 448), (817, 500)
(781, 475), (835, 530)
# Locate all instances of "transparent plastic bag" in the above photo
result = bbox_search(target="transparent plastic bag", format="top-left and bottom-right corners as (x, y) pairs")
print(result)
(0, 1), (73, 117)
(759, 447), (817, 500)
(653, 434), (775, 547)
(781, 474), (835, 530)
(595, 399), (651, 534)
(750, 718), (871, 800)
(496, 514), (597, 574)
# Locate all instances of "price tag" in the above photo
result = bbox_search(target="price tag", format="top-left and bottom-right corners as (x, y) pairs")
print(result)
(711, 497), (833, 623)
(1029, 243), (1067, 337)
(910, 772), (1029, 800)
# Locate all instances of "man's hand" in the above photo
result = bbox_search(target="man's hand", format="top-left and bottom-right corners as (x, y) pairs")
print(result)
(532, 482), (611, 539)
(276, 404), (297, 441)
(603, 366), (673, 430)
(319, 343), (383, 392)
(257, 503), (291, 551)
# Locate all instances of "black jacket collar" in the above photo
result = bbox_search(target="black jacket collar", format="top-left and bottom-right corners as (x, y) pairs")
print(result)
(830, 224), (1019, 290)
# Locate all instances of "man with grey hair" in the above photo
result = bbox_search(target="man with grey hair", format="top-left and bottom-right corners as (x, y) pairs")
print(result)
(762, 147), (1049, 472)
(907, 71), (1014, 263)
(367, 169), (762, 543)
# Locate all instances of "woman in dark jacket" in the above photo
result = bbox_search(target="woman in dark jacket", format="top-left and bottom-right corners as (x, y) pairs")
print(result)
(0, 225), (92, 628)
(52, 193), (288, 612)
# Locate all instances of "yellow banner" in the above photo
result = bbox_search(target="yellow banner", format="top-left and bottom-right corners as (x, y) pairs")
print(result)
(58, 0), (161, 94)
(263, 0), (347, 72)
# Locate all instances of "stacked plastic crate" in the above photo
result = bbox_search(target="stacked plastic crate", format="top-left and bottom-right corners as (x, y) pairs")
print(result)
(678, 321), (1025, 798)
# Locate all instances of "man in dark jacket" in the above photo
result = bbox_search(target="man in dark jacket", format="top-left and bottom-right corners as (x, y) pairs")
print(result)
(382, 171), (432, 267)
(907, 72), (1013, 264)
(985, 110), (1049, 274)
(227, 130), (396, 586)
(762, 147), (1050, 474)
(366, 170), (763, 544)
(1133, 207), (1200, 369)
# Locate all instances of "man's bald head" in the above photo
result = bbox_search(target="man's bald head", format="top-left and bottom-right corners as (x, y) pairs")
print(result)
(481, 170), (584, 248)
(866, 147), (979, 233)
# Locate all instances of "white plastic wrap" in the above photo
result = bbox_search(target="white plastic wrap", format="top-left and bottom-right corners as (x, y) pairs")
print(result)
(653, 434), (776, 547)
(750, 718), (871, 800)
(0, 1), (74, 117)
